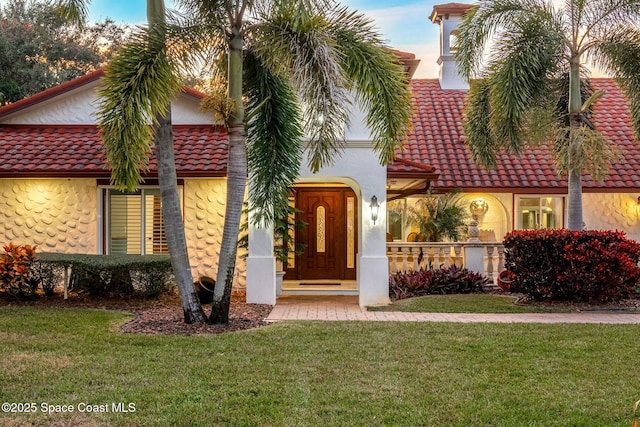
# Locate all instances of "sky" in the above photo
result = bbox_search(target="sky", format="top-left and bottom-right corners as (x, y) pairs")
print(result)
(83, 0), (444, 79)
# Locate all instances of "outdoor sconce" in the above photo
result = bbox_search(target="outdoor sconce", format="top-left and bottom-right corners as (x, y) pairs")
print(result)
(637, 196), (640, 216)
(370, 195), (380, 225)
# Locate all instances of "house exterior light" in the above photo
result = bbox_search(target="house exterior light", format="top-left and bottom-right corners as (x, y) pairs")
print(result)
(370, 195), (380, 225)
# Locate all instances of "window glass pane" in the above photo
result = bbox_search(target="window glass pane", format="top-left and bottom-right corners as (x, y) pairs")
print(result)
(387, 199), (405, 241)
(518, 196), (563, 230)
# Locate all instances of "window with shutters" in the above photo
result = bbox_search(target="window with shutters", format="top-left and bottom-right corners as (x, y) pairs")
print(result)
(103, 188), (175, 255)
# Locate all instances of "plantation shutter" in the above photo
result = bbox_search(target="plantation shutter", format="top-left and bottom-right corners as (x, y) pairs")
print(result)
(106, 189), (169, 255)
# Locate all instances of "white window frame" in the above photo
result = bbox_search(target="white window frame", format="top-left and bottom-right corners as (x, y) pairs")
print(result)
(98, 185), (184, 255)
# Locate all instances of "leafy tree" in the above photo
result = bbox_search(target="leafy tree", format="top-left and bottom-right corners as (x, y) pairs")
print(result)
(60, 0), (413, 324)
(0, 0), (127, 105)
(455, 0), (640, 230)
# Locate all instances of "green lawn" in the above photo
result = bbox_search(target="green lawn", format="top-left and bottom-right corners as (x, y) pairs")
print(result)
(369, 293), (575, 313)
(1, 307), (640, 426)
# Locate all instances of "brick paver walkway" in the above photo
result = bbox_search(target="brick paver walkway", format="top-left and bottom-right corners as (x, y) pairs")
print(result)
(266, 296), (640, 324)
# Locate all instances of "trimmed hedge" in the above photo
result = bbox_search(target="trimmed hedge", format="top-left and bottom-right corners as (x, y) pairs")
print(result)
(389, 265), (488, 300)
(36, 253), (175, 297)
(503, 229), (640, 303)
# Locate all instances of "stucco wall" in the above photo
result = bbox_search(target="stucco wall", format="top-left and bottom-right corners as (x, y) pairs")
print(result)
(459, 192), (640, 243)
(183, 179), (246, 289)
(0, 177), (246, 289)
(0, 179), (97, 252)
(583, 192), (640, 241)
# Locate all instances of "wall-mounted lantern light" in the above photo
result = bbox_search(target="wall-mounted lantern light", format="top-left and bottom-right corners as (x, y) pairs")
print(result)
(370, 195), (380, 225)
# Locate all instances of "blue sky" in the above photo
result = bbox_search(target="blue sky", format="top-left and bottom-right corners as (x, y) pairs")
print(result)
(84, 0), (443, 78)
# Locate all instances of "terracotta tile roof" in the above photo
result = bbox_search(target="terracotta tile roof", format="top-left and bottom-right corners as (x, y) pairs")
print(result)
(399, 78), (640, 192)
(0, 124), (228, 178)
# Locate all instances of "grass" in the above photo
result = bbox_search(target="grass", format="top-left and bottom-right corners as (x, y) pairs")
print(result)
(369, 293), (575, 313)
(1, 307), (640, 426)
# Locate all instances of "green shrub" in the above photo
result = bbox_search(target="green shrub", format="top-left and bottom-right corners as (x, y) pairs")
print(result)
(34, 253), (175, 297)
(389, 265), (488, 300)
(503, 229), (640, 302)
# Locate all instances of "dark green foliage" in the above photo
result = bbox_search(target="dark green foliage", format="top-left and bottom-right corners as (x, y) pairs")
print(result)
(35, 253), (174, 298)
(504, 229), (640, 302)
(0, 0), (128, 105)
(389, 265), (488, 300)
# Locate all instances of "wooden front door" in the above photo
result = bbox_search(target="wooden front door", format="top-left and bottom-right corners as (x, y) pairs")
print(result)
(287, 188), (357, 280)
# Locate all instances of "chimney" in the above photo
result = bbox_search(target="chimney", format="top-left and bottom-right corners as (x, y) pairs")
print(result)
(430, 3), (473, 90)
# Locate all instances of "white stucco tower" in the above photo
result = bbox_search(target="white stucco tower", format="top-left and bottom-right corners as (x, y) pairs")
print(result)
(430, 3), (473, 90)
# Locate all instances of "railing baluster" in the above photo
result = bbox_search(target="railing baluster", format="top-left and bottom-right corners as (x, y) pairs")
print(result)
(386, 242), (505, 277)
(453, 245), (462, 266)
(486, 245), (495, 278)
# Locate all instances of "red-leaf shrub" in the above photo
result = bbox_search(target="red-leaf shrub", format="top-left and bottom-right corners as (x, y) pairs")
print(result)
(389, 265), (488, 300)
(0, 243), (38, 297)
(503, 229), (640, 302)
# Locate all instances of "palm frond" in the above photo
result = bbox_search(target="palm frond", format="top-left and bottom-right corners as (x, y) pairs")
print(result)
(463, 79), (499, 168)
(553, 125), (620, 180)
(329, 6), (412, 165)
(52, 0), (89, 27)
(96, 26), (181, 191)
(455, 0), (550, 79)
(485, 7), (564, 150)
(244, 50), (304, 225)
(580, 0), (640, 40)
(251, 2), (350, 172)
(594, 27), (640, 141)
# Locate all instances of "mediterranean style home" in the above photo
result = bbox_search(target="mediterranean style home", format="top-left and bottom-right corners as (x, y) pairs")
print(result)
(1, 3), (639, 307)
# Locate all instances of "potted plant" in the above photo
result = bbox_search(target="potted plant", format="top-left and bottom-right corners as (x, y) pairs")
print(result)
(405, 189), (468, 242)
(273, 208), (307, 296)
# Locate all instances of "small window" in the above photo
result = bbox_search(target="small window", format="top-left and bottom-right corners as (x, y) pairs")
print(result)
(104, 188), (171, 255)
(449, 30), (460, 54)
(516, 196), (564, 230)
(387, 199), (407, 241)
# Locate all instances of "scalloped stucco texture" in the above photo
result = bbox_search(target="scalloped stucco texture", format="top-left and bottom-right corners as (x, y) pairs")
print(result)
(184, 179), (246, 289)
(583, 193), (640, 241)
(0, 178), (246, 289)
(0, 179), (97, 252)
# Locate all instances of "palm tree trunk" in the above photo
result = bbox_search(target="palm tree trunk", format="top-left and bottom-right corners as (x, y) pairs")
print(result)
(154, 107), (207, 323)
(210, 29), (246, 324)
(566, 55), (583, 230)
(146, 0), (205, 323)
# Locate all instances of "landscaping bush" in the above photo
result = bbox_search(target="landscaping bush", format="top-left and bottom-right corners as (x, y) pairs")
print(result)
(0, 243), (38, 298)
(34, 253), (175, 297)
(503, 229), (640, 303)
(389, 265), (488, 300)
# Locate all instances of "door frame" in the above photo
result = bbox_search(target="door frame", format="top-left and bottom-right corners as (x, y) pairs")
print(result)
(284, 185), (358, 281)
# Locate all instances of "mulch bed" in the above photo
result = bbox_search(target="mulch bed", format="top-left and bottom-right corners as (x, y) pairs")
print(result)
(0, 290), (274, 336)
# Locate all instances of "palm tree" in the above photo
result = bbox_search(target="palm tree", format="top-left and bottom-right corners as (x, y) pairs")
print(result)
(177, 0), (412, 324)
(56, 0), (207, 323)
(58, 0), (413, 324)
(405, 191), (468, 242)
(455, 0), (640, 230)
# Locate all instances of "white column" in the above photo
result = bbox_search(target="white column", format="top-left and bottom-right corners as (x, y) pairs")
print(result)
(358, 187), (390, 308)
(245, 211), (276, 305)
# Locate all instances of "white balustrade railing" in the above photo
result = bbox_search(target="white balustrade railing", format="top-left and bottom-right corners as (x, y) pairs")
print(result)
(387, 242), (505, 285)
